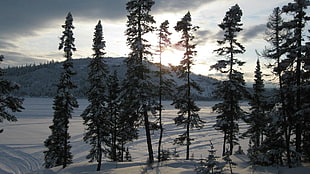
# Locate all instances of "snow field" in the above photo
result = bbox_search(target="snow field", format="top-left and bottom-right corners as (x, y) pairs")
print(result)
(1, 98), (309, 173)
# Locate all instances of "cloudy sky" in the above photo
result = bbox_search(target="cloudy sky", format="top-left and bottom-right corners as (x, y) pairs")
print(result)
(0, 0), (301, 84)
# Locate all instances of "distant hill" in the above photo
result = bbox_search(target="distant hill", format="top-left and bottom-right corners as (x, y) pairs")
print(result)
(4, 57), (218, 99)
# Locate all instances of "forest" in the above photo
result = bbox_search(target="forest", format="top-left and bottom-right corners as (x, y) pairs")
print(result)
(0, 0), (309, 173)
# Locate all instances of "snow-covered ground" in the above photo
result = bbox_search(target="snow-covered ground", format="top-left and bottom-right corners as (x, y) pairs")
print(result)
(0, 98), (309, 174)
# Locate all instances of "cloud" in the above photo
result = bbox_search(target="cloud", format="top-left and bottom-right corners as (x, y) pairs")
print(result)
(154, 0), (217, 13)
(0, 51), (48, 67)
(0, 0), (220, 49)
(0, 0), (217, 37)
(0, 1), (127, 37)
(241, 24), (266, 42)
(0, 40), (18, 49)
(195, 29), (212, 45)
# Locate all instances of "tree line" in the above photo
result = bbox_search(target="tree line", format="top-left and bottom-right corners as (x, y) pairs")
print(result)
(0, 0), (309, 172)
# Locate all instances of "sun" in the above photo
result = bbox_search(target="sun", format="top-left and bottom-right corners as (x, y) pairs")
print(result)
(152, 48), (183, 66)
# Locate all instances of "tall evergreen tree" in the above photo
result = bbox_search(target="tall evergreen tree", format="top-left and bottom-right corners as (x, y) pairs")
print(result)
(123, 0), (156, 163)
(0, 55), (24, 133)
(282, 0), (310, 157)
(244, 59), (268, 164)
(172, 12), (204, 160)
(81, 20), (109, 171)
(156, 20), (172, 162)
(210, 4), (247, 156)
(44, 12), (79, 169)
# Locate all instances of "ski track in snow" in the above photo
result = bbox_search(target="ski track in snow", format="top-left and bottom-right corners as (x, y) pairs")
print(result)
(0, 144), (41, 174)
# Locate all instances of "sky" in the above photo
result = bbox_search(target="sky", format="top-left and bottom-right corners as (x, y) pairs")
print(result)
(0, 0), (304, 85)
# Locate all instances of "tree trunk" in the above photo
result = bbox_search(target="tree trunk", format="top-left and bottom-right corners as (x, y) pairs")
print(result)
(186, 116), (190, 160)
(158, 50), (163, 162)
(63, 118), (69, 169)
(229, 36), (234, 156)
(144, 107), (154, 163)
(222, 131), (227, 156)
(186, 42), (191, 160)
(121, 142), (124, 162)
(97, 134), (102, 171)
(63, 131), (68, 169)
(295, 7), (302, 154)
(158, 124), (163, 162)
(158, 106), (163, 162)
(112, 110), (117, 161)
(284, 120), (292, 167)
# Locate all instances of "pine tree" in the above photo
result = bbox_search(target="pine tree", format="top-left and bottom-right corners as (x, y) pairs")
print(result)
(156, 20), (172, 162)
(0, 55), (24, 133)
(244, 59), (268, 164)
(282, 0), (310, 158)
(172, 12), (204, 160)
(81, 20), (109, 171)
(210, 4), (247, 156)
(44, 12), (78, 169)
(123, 0), (156, 163)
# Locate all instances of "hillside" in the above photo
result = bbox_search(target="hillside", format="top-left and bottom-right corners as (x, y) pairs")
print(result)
(4, 57), (218, 99)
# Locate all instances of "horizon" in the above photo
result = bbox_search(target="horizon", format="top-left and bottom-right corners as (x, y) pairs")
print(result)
(3, 56), (278, 88)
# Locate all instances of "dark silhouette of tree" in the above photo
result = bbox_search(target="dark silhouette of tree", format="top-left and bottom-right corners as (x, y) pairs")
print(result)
(81, 20), (109, 171)
(172, 12), (204, 160)
(156, 20), (172, 162)
(44, 12), (78, 169)
(0, 55), (24, 133)
(244, 59), (268, 164)
(211, 4), (247, 156)
(123, 0), (156, 163)
(263, 7), (292, 166)
(282, 0), (310, 158)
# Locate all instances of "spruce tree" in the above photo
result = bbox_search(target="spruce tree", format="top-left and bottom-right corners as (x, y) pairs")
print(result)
(172, 12), (204, 160)
(81, 20), (109, 171)
(210, 4), (247, 156)
(123, 0), (156, 163)
(0, 55), (24, 133)
(44, 12), (78, 169)
(244, 59), (268, 164)
(156, 20), (172, 162)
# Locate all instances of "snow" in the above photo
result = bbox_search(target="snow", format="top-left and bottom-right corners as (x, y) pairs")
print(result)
(0, 98), (309, 174)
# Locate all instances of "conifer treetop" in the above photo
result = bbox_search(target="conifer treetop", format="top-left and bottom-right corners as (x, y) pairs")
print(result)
(59, 12), (76, 60)
(158, 20), (172, 52)
(216, 4), (245, 55)
(92, 20), (106, 58)
(125, 0), (155, 59)
(174, 12), (199, 43)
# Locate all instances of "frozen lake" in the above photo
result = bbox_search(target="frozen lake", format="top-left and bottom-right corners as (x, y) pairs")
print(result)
(13, 98), (223, 118)
(0, 97), (250, 173)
